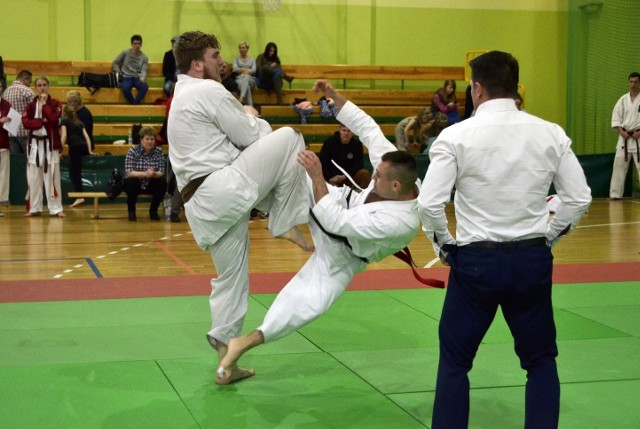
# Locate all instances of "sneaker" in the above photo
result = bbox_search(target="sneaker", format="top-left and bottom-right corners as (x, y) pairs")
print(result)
(250, 208), (259, 220)
(149, 211), (161, 221)
(261, 211), (270, 219)
(170, 213), (181, 223)
(128, 211), (137, 221)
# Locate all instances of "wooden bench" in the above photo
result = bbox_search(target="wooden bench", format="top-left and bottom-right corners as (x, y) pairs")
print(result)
(6, 60), (463, 88)
(49, 86), (460, 107)
(282, 64), (465, 89)
(68, 191), (153, 219)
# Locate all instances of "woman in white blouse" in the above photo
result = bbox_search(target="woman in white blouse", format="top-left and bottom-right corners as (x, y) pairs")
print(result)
(232, 41), (257, 106)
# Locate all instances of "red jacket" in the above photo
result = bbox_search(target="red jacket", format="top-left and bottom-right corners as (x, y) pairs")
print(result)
(0, 98), (11, 150)
(22, 94), (62, 152)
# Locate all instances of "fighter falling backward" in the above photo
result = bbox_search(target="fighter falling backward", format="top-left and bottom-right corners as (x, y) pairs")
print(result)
(217, 79), (422, 384)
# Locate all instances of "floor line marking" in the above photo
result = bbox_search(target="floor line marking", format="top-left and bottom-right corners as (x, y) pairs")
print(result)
(153, 241), (198, 275)
(86, 258), (103, 278)
(577, 221), (640, 229)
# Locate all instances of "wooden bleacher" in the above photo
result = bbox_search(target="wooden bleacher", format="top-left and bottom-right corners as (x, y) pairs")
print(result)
(5, 60), (463, 84)
(6, 60), (466, 149)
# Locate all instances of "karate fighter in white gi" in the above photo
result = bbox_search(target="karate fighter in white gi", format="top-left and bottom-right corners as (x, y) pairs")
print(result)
(609, 71), (640, 199)
(167, 31), (312, 384)
(216, 80), (422, 384)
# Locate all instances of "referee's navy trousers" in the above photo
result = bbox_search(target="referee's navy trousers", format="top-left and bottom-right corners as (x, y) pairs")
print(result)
(431, 241), (559, 429)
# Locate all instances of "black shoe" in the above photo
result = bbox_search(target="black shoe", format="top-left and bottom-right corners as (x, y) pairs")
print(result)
(170, 213), (181, 223)
(128, 211), (137, 221)
(149, 211), (161, 221)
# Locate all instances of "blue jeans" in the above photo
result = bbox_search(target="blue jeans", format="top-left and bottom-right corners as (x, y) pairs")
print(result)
(121, 76), (149, 105)
(432, 241), (559, 429)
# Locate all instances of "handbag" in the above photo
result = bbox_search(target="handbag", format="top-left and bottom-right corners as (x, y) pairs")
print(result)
(78, 71), (120, 94)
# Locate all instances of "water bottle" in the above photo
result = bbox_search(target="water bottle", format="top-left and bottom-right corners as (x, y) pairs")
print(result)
(163, 194), (172, 221)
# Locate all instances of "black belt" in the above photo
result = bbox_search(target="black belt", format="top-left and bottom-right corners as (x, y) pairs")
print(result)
(309, 209), (368, 263)
(464, 237), (547, 250)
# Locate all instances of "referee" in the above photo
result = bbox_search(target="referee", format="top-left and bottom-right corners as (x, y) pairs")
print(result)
(419, 51), (592, 429)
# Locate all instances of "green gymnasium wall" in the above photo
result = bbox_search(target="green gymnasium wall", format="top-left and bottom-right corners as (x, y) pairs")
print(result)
(567, 0), (640, 155)
(2, 0), (568, 131)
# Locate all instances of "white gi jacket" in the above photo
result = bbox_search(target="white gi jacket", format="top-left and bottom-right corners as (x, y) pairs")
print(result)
(419, 98), (592, 256)
(312, 101), (420, 262)
(258, 101), (421, 342)
(611, 92), (640, 152)
(168, 74), (272, 248)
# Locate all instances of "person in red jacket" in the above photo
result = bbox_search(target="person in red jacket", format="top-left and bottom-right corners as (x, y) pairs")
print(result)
(0, 80), (13, 213)
(22, 76), (64, 217)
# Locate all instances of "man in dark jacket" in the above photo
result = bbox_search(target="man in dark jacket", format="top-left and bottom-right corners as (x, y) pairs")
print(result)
(319, 124), (371, 189)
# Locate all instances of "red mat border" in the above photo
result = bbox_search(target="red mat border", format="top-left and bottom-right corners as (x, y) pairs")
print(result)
(1, 262), (638, 303)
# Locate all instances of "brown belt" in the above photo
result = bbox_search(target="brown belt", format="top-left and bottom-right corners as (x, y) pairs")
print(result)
(180, 173), (211, 204)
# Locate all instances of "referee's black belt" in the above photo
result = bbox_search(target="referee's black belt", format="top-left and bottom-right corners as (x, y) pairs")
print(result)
(463, 237), (547, 250)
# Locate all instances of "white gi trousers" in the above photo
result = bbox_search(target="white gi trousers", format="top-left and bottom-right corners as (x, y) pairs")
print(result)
(201, 127), (309, 347)
(610, 147), (640, 198)
(26, 140), (63, 215)
(0, 148), (9, 203)
(258, 177), (368, 342)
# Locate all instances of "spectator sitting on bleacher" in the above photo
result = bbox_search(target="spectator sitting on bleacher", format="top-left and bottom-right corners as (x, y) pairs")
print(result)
(422, 112), (449, 158)
(319, 124), (371, 189)
(256, 42), (294, 105)
(220, 62), (240, 100)
(163, 35), (179, 97)
(431, 79), (460, 126)
(233, 41), (257, 106)
(3, 69), (33, 155)
(394, 108), (430, 152)
(66, 90), (94, 150)
(124, 126), (166, 221)
(112, 34), (149, 105)
(61, 105), (94, 208)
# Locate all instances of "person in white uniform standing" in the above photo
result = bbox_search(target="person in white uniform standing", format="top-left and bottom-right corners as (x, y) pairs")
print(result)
(216, 79), (424, 385)
(419, 51), (592, 429)
(167, 31), (311, 384)
(609, 71), (640, 200)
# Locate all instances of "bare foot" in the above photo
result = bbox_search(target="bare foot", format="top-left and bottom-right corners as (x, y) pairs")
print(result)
(215, 364), (256, 385)
(70, 198), (85, 208)
(24, 212), (41, 217)
(277, 226), (314, 252)
(54, 212), (66, 218)
(216, 332), (265, 385)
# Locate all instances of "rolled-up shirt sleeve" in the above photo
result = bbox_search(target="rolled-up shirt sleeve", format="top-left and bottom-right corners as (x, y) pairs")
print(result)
(546, 145), (592, 246)
(418, 137), (457, 256)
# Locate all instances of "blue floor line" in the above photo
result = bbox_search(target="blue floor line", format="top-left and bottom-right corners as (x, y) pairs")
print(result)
(85, 258), (103, 279)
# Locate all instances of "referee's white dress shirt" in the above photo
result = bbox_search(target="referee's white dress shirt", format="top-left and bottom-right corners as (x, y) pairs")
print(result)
(419, 98), (592, 256)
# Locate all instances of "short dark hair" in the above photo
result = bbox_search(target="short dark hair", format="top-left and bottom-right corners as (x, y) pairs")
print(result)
(470, 51), (519, 99)
(381, 150), (418, 194)
(131, 34), (143, 44)
(628, 72), (640, 80)
(139, 125), (157, 138)
(16, 70), (32, 81)
(173, 31), (220, 74)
